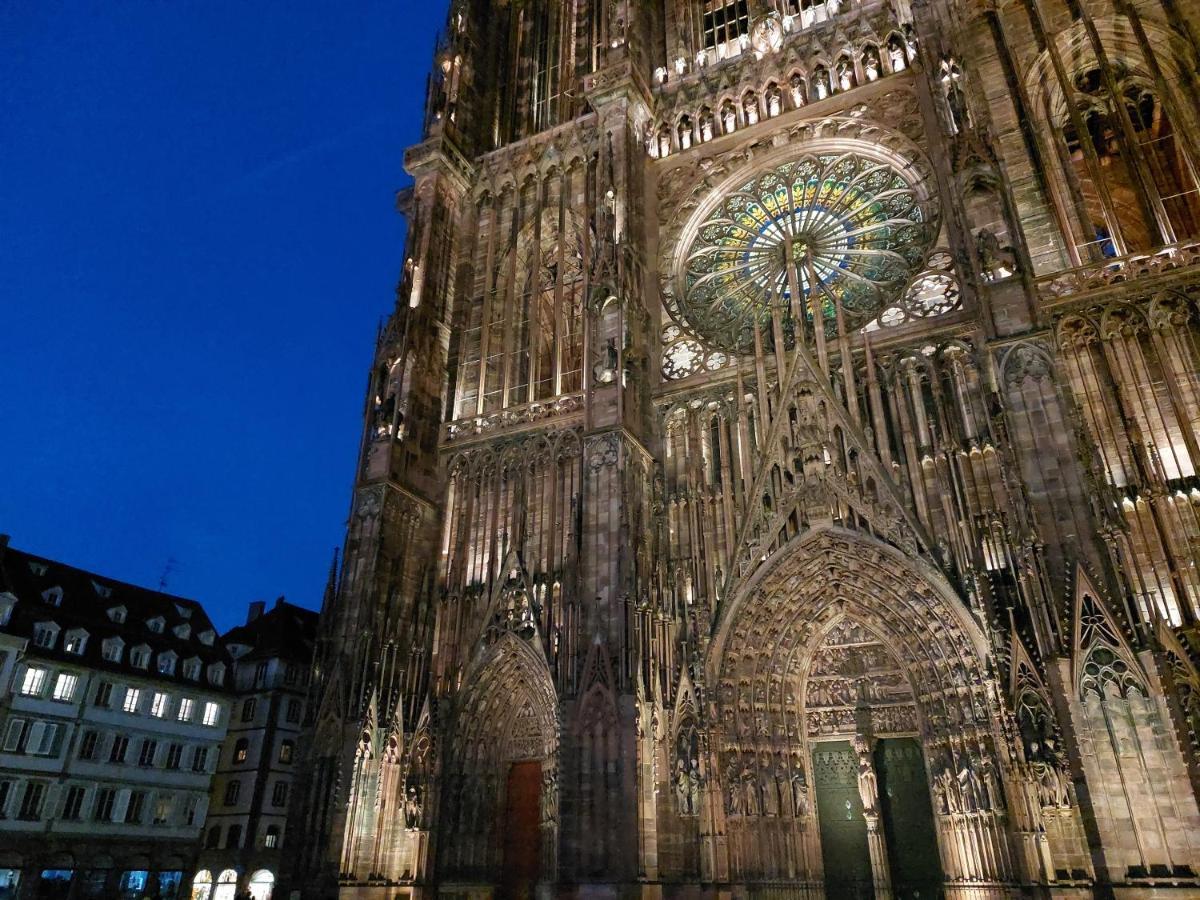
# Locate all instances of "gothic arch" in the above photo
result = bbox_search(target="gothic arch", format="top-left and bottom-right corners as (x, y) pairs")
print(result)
(707, 525), (1014, 890)
(439, 629), (559, 880)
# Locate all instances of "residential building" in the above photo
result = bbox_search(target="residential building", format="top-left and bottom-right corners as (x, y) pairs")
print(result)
(193, 598), (316, 900)
(0, 538), (231, 900)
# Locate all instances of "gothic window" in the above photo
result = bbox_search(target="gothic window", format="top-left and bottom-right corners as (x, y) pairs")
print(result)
(699, 107), (715, 143)
(834, 54), (856, 92)
(1052, 63), (1200, 257)
(702, 0), (750, 54)
(668, 152), (934, 353)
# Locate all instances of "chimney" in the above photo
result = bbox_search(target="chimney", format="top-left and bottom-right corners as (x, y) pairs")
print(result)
(247, 601), (266, 624)
(274, 595), (286, 609)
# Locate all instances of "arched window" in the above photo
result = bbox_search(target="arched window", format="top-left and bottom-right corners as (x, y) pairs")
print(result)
(812, 65), (831, 101)
(212, 871), (237, 900)
(834, 55), (856, 92)
(698, 107), (714, 143)
(190, 871), (213, 900)
(886, 34), (907, 72)
(233, 739), (249, 765)
(204, 827), (220, 850)
(247, 871), (273, 900)
(1049, 60), (1200, 257)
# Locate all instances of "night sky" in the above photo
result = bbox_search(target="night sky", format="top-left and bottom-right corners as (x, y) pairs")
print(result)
(1, 2), (450, 631)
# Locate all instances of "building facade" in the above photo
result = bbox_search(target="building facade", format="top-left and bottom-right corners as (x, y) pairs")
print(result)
(0, 539), (231, 900)
(195, 599), (317, 900)
(291, 0), (1200, 896)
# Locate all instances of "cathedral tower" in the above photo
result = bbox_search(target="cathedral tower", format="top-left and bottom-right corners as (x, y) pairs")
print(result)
(288, 0), (1200, 896)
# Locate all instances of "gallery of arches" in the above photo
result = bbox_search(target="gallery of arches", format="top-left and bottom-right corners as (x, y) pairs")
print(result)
(268, 0), (1200, 898)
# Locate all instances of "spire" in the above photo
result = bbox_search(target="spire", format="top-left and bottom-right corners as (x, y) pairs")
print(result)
(320, 547), (340, 619)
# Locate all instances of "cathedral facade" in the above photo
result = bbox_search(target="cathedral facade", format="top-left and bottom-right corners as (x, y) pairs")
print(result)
(288, 0), (1200, 896)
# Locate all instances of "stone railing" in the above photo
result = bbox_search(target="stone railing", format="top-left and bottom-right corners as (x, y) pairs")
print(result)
(1036, 238), (1200, 302)
(442, 393), (585, 445)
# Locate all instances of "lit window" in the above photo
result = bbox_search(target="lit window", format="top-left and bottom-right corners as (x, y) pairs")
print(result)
(150, 692), (169, 717)
(153, 794), (173, 825)
(263, 826), (280, 849)
(52, 673), (78, 702)
(278, 740), (294, 765)
(234, 738), (249, 764)
(177, 698), (195, 722)
(123, 688), (142, 713)
(20, 666), (47, 696)
(63, 630), (88, 654)
(202, 702), (220, 727)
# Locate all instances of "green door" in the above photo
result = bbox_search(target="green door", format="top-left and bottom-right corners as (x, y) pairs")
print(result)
(812, 741), (873, 899)
(876, 738), (943, 899)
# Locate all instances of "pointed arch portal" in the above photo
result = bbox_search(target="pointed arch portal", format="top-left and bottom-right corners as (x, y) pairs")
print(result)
(709, 526), (1016, 896)
(439, 632), (558, 894)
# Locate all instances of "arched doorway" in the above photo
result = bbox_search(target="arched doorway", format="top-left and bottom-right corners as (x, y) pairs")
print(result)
(247, 870), (273, 900)
(710, 527), (1016, 897)
(439, 630), (558, 895)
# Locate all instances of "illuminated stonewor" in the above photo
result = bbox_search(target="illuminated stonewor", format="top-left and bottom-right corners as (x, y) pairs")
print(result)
(283, 0), (1200, 897)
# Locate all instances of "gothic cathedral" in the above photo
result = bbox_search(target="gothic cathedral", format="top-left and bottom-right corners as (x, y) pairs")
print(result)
(290, 0), (1200, 896)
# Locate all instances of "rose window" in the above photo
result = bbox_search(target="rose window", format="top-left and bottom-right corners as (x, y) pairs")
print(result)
(670, 152), (935, 353)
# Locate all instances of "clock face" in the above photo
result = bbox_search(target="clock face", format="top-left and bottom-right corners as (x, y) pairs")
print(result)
(751, 15), (784, 54)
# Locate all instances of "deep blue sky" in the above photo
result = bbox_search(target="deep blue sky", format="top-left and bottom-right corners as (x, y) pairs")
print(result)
(1, 2), (449, 631)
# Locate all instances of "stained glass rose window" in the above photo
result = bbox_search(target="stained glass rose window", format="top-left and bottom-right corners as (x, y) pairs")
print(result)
(669, 152), (935, 353)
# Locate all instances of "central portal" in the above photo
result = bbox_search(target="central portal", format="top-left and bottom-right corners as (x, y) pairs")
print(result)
(500, 760), (542, 899)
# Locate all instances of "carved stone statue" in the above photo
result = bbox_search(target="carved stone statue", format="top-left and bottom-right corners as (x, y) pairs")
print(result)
(854, 737), (879, 816)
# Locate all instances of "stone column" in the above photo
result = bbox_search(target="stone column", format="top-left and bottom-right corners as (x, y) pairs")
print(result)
(854, 735), (894, 899)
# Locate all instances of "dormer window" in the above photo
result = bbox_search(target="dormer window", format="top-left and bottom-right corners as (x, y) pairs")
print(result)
(41, 586), (63, 607)
(107, 606), (127, 624)
(197, 629), (215, 647)
(102, 637), (125, 662)
(146, 616), (165, 634)
(157, 651), (177, 676)
(226, 644), (250, 660)
(182, 657), (202, 680)
(28, 561), (48, 576)
(174, 603), (193, 620)
(63, 629), (89, 655)
(91, 580), (112, 599)
(0, 592), (16, 627)
(173, 623), (191, 640)
(130, 644), (151, 669)
(32, 621), (60, 649)
(207, 662), (226, 687)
